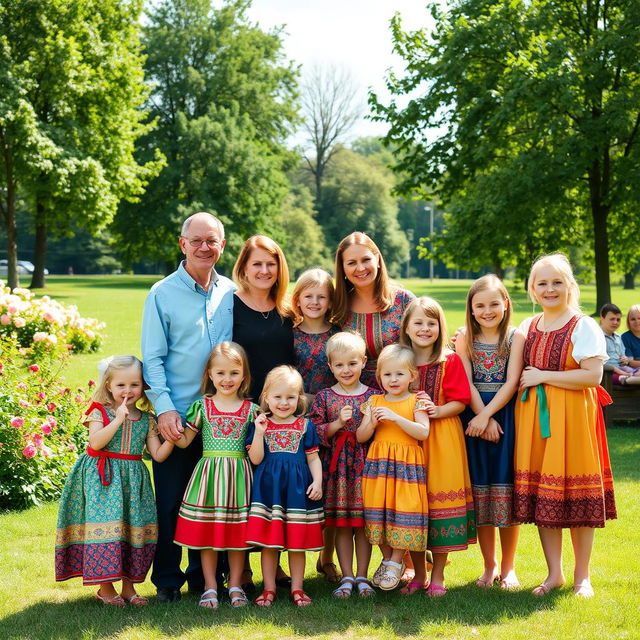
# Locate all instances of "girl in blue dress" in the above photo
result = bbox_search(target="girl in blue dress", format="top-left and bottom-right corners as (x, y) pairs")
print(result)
(245, 365), (324, 607)
(456, 275), (524, 590)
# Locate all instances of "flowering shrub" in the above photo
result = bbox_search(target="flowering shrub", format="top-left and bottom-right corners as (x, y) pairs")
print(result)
(0, 282), (105, 353)
(0, 336), (91, 510)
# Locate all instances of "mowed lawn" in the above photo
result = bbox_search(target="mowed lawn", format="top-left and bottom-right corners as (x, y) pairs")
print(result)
(1, 275), (638, 639)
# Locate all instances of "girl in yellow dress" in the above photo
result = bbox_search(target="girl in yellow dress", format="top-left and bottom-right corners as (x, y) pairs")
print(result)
(357, 344), (430, 591)
(516, 253), (616, 598)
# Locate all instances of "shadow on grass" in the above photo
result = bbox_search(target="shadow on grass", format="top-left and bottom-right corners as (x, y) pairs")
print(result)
(3, 578), (566, 639)
(606, 427), (640, 481)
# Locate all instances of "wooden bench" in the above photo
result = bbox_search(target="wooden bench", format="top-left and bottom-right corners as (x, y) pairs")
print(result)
(601, 371), (640, 427)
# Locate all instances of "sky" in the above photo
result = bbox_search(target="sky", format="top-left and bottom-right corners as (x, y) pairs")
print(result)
(245, 0), (433, 146)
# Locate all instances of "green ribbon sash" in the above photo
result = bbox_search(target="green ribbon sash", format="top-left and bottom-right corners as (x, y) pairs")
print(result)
(520, 385), (551, 439)
(202, 450), (245, 458)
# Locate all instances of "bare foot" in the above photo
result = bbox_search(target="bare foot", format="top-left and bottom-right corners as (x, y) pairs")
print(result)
(532, 578), (565, 596)
(499, 569), (520, 590)
(573, 580), (594, 598)
(476, 566), (500, 588)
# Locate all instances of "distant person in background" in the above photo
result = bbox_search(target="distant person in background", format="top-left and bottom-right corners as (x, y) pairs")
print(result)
(600, 303), (640, 385)
(621, 304), (640, 369)
(142, 212), (235, 603)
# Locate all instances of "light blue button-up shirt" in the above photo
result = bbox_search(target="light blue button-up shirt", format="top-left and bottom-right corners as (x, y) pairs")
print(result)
(141, 262), (236, 418)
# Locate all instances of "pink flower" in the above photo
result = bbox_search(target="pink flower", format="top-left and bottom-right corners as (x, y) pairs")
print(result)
(22, 444), (37, 458)
(10, 417), (24, 428)
(29, 364), (39, 372)
(75, 395), (83, 404)
(46, 334), (57, 344)
(0, 314), (10, 325)
(14, 317), (26, 328)
(33, 332), (47, 342)
(43, 311), (55, 323)
(19, 399), (30, 408)
(67, 443), (77, 452)
(88, 379), (96, 387)
(0, 362), (4, 372)
(7, 304), (17, 314)
(37, 391), (46, 400)
(46, 402), (56, 412)
(47, 416), (57, 429)
(41, 423), (52, 434)
(41, 445), (53, 458)
(17, 382), (28, 390)
(59, 387), (71, 395)
(33, 433), (43, 447)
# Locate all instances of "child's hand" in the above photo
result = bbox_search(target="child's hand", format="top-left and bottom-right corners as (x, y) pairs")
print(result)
(372, 406), (397, 423)
(115, 397), (129, 422)
(424, 401), (439, 418)
(306, 479), (322, 501)
(465, 413), (489, 437)
(254, 413), (268, 436)
(481, 418), (503, 443)
(338, 405), (353, 427)
(620, 355), (630, 366)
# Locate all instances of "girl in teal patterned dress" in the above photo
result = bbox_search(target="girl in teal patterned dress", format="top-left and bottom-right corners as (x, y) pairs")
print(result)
(55, 356), (175, 606)
(173, 342), (259, 609)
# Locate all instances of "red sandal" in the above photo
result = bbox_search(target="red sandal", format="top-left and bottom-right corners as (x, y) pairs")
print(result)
(290, 589), (312, 607)
(255, 589), (276, 607)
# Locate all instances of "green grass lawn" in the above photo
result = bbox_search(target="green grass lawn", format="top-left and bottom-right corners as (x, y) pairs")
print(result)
(1, 275), (637, 639)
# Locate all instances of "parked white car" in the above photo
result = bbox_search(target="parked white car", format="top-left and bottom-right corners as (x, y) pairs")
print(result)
(0, 260), (49, 276)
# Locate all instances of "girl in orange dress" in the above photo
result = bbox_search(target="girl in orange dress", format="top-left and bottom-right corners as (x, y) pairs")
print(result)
(357, 344), (430, 592)
(400, 297), (475, 597)
(516, 253), (616, 598)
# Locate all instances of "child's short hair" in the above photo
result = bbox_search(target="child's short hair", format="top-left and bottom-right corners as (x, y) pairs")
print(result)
(325, 331), (367, 362)
(290, 268), (335, 327)
(201, 342), (251, 397)
(92, 355), (151, 412)
(627, 304), (640, 331)
(527, 252), (580, 309)
(260, 365), (307, 416)
(400, 296), (449, 364)
(465, 274), (512, 359)
(600, 302), (622, 318)
(375, 344), (418, 385)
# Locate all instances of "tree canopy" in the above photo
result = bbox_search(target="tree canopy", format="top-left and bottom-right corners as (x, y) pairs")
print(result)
(371, 0), (640, 309)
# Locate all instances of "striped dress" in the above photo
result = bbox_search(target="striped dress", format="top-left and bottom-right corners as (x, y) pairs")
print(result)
(174, 397), (258, 550)
(361, 394), (429, 551)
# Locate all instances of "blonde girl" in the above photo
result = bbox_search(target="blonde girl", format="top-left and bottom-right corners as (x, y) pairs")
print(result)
(173, 342), (259, 609)
(55, 356), (174, 606)
(357, 344), (430, 592)
(516, 253), (616, 597)
(400, 297), (475, 596)
(621, 304), (640, 367)
(245, 366), (324, 607)
(456, 275), (524, 590)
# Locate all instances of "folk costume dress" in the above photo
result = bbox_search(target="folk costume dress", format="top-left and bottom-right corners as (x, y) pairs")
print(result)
(309, 386), (377, 527)
(462, 330), (517, 527)
(173, 398), (258, 550)
(515, 314), (617, 528)
(245, 417), (324, 551)
(418, 353), (477, 552)
(293, 325), (339, 396)
(361, 394), (429, 551)
(342, 289), (415, 389)
(55, 403), (157, 585)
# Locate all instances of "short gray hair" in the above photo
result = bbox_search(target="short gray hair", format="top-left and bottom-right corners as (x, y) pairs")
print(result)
(181, 212), (225, 237)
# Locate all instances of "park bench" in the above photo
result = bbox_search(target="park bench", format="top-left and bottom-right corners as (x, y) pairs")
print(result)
(601, 371), (640, 428)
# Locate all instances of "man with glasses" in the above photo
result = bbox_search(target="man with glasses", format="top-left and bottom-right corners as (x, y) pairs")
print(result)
(142, 212), (235, 602)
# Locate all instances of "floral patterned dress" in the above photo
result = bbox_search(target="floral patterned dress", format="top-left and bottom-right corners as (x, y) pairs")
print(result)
(245, 417), (324, 551)
(461, 330), (517, 527)
(293, 325), (339, 395)
(174, 397), (259, 550)
(309, 386), (377, 527)
(342, 289), (415, 389)
(55, 402), (157, 585)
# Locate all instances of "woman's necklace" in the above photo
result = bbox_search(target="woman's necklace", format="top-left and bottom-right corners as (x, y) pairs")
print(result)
(242, 293), (273, 319)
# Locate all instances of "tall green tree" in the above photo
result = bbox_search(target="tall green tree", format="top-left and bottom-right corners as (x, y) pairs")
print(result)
(0, 0), (161, 289)
(113, 0), (299, 271)
(371, 0), (640, 310)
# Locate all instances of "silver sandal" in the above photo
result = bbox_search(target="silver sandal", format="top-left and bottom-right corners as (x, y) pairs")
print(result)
(229, 586), (249, 608)
(199, 588), (219, 609)
(332, 576), (355, 598)
(355, 577), (375, 597)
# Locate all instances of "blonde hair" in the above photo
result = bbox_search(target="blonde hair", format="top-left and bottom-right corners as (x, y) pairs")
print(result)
(260, 365), (307, 416)
(527, 252), (580, 310)
(400, 297), (449, 364)
(375, 344), (418, 388)
(464, 274), (512, 359)
(332, 232), (394, 326)
(92, 355), (151, 412)
(627, 304), (640, 332)
(233, 235), (290, 317)
(325, 331), (367, 362)
(290, 268), (335, 327)
(201, 341), (251, 397)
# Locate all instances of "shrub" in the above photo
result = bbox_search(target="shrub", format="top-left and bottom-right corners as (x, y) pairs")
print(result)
(0, 336), (92, 510)
(0, 283), (106, 353)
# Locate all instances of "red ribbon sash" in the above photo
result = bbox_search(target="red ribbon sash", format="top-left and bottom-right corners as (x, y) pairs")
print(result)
(86, 447), (142, 486)
(329, 430), (359, 473)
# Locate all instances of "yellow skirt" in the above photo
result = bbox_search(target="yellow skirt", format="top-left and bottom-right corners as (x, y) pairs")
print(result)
(361, 441), (428, 551)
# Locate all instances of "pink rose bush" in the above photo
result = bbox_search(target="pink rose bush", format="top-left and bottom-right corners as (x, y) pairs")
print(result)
(0, 282), (105, 354)
(0, 336), (89, 510)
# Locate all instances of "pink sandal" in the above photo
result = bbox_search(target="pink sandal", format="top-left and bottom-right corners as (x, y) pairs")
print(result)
(426, 583), (447, 597)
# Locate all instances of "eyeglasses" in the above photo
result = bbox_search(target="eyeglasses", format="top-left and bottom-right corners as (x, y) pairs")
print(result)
(182, 236), (223, 248)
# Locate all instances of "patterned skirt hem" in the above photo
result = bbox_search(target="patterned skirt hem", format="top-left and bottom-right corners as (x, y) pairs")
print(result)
(55, 572), (147, 585)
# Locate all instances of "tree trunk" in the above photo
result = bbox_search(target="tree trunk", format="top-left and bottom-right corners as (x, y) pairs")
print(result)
(591, 201), (611, 313)
(29, 200), (47, 289)
(4, 203), (19, 290)
(623, 266), (637, 290)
